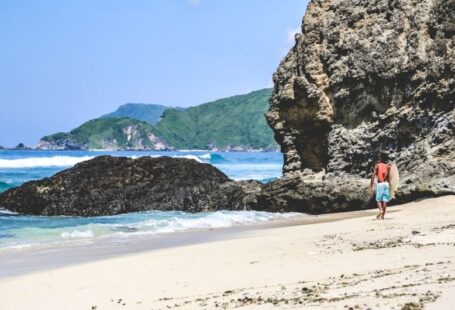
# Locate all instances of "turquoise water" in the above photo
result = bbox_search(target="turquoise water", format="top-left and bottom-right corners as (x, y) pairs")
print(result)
(0, 150), (288, 249)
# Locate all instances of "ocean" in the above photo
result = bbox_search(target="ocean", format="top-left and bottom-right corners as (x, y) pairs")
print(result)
(0, 150), (294, 250)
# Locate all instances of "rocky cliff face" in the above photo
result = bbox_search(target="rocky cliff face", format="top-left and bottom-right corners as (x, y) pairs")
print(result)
(264, 0), (455, 212)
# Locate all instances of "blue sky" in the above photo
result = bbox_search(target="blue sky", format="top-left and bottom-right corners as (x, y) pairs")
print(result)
(0, 0), (308, 147)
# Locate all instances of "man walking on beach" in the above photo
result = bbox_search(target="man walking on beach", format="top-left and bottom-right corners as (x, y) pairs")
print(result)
(370, 153), (390, 220)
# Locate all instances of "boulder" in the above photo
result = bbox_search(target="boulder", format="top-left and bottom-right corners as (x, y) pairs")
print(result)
(0, 156), (262, 216)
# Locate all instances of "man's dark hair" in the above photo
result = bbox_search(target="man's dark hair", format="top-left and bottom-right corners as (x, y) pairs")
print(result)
(378, 152), (388, 162)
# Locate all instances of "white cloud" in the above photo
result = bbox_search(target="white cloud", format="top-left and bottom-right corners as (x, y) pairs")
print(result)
(286, 27), (301, 45)
(281, 27), (301, 57)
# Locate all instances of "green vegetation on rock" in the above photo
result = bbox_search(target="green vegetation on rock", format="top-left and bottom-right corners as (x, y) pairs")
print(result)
(156, 89), (276, 150)
(39, 88), (277, 151)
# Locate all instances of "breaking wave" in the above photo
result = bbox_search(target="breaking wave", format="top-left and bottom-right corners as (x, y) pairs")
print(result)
(0, 154), (205, 169)
(0, 210), (301, 250)
(198, 153), (227, 163)
(114, 210), (298, 236)
(0, 156), (94, 169)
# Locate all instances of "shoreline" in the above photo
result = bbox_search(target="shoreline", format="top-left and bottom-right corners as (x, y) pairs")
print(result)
(0, 196), (454, 309)
(0, 208), (378, 278)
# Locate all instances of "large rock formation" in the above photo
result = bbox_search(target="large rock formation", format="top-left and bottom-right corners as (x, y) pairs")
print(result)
(263, 0), (455, 212)
(0, 156), (261, 216)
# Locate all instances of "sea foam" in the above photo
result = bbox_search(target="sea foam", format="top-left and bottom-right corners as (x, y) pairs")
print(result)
(61, 230), (94, 239)
(0, 153), (230, 169)
(113, 210), (299, 236)
(0, 156), (94, 168)
(173, 155), (202, 163)
(0, 210), (300, 250)
(0, 208), (18, 215)
(198, 153), (227, 163)
(199, 154), (212, 159)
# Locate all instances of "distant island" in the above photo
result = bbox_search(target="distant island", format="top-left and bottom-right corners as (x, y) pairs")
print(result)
(0, 143), (33, 151)
(37, 88), (278, 151)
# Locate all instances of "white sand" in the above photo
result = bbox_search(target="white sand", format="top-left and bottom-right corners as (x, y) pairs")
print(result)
(0, 196), (454, 309)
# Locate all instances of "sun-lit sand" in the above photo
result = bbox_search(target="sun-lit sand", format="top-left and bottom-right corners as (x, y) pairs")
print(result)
(0, 196), (454, 309)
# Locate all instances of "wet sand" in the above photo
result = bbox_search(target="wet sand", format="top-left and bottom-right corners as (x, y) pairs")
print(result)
(0, 209), (374, 278)
(0, 196), (454, 309)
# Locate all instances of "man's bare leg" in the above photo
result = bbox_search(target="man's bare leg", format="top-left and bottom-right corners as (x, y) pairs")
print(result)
(376, 202), (382, 219)
(380, 202), (387, 219)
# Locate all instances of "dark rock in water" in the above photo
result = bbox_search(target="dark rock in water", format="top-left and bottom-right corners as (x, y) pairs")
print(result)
(262, 0), (455, 212)
(0, 156), (262, 216)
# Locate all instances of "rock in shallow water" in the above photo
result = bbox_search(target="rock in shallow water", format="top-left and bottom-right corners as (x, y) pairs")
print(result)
(0, 156), (262, 216)
(261, 0), (455, 212)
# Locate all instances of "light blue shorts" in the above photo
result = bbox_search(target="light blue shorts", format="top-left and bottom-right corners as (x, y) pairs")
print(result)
(376, 182), (390, 202)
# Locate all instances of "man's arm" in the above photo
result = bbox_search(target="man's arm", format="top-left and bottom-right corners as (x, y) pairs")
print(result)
(370, 164), (377, 188)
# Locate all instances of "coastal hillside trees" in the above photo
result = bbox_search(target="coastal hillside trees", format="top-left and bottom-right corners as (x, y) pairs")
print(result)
(38, 89), (277, 151)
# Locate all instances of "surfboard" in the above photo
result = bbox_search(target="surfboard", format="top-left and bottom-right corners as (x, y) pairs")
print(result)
(388, 163), (399, 200)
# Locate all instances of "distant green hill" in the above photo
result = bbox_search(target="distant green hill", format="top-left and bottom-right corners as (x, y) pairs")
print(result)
(156, 88), (276, 150)
(38, 88), (277, 151)
(101, 103), (179, 125)
(39, 118), (170, 150)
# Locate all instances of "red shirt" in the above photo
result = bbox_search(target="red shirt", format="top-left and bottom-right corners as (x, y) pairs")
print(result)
(375, 163), (390, 183)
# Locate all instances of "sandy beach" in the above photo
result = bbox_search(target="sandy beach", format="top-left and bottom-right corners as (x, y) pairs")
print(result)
(0, 195), (454, 309)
